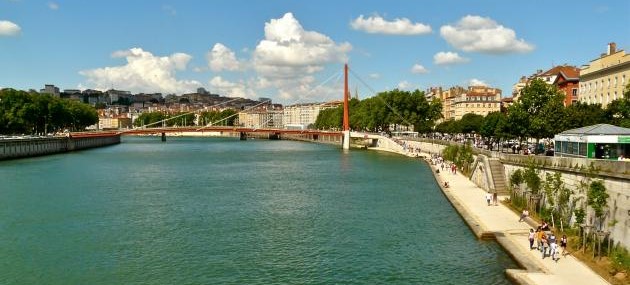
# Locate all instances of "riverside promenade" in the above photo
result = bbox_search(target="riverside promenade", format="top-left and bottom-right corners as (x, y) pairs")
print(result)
(368, 143), (610, 285)
(426, 156), (610, 285)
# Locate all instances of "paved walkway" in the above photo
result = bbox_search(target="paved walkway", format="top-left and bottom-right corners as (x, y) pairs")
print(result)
(425, 158), (610, 285)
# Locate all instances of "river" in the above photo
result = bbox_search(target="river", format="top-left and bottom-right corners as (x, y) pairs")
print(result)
(0, 136), (516, 284)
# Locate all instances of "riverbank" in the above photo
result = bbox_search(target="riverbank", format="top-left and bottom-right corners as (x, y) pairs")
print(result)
(0, 132), (121, 160)
(412, 151), (609, 285)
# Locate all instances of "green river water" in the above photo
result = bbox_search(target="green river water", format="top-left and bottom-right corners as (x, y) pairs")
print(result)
(0, 136), (516, 284)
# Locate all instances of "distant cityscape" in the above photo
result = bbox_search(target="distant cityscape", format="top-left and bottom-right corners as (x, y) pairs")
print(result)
(2, 42), (628, 132)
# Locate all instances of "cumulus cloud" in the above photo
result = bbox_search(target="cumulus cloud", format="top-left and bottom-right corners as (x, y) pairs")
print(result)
(433, 51), (469, 65)
(208, 43), (244, 72)
(0, 20), (21, 36)
(48, 2), (58, 10)
(252, 12), (352, 99)
(351, 14), (431, 35)
(397, 81), (414, 90)
(440, 15), (534, 54)
(411, 64), (429, 74)
(162, 5), (176, 16)
(369, 73), (380, 79)
(209, 76), (255, 98)
(80, 47), (200, 94)
(469, 78), (487, 86)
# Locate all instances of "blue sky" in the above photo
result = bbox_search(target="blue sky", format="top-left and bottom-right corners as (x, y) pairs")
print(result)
(1, 0), (629, 104)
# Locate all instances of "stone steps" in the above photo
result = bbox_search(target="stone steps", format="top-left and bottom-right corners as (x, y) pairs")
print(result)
(488, 159), (509, 196)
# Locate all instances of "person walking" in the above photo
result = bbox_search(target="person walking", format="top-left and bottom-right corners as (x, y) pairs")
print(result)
(560, 234), (568, 257)
(541, 234), (549, 259)
(528, 229), (535, 250)
(536, 227), (544, 251)
(549, 233), (558, 261)
(485, 193), (492, 206)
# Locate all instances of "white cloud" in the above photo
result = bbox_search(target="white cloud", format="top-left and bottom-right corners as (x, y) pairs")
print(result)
(369, 73), (380, 79)
(208, 43), (243, 72)
(48, 2), (58, 10)
(433, 51), (469, 65)
(411, 64), (429, 74)
(209, 76), (255, 98)
(440, 15), (534, 54)
(397, 80), (414, 90)
(80, 47), (200, 94)
(0, 20), (21, 36)
(469, 78), (487, 86)
(351, 14), (431, 35)
(162, 5), (176, 16)
(252, 12), (352, 100)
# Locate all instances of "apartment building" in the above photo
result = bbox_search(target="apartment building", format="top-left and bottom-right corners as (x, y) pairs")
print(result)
(282, 101), (342, 129)
(238, 109), (284, 129)
(579, 42), (630, 107)
(534, 65), (580, 106)
(451, 86), (502, 120)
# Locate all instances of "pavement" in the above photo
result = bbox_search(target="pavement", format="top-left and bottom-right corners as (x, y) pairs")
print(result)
(424, 157), (611, 285)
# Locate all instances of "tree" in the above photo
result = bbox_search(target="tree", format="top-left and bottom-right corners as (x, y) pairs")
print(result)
(459, 113), (484, 134)
(563, 102), (607, 130)
(604, 83), (630, 128)
(587, 180), (609, 231)
(507, 79), (566, 142)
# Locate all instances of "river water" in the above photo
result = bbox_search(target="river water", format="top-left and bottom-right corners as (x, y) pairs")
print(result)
(0, 136), (516, 284)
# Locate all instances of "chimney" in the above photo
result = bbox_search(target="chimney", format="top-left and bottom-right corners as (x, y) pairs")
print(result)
(608, 42), (617, 55)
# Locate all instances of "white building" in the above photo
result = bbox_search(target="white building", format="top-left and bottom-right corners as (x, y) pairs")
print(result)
(238, 110), (284, 129)
(282, 101), (342, 129)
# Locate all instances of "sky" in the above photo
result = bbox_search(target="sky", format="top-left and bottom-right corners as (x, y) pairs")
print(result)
(1, 0), (629, 104)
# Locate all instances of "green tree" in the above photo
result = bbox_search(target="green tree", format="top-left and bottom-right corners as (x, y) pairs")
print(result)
(563, 102), (608, 130)
(604, 83), (630, 128)
(587, 180), (609, 230)
(459, 113), (484, 134)
(507, 79), (566, 142)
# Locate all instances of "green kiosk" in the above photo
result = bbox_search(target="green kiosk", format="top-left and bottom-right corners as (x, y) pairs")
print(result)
(554, 124), (630, 160)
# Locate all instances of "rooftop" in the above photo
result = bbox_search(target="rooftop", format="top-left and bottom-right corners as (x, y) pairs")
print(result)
(559, 124), (630, 135)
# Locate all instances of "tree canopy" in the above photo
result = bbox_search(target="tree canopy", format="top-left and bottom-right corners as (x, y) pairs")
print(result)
(314, 89), (442, 132)
(0, 88), (98, 134)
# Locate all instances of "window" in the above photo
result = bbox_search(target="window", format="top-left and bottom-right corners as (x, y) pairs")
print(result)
(572, 88), (577, 96)
(607, 78), (610, 88)
(614, 91), (617, 100)
(614, 76), (617, 87)
(579, 143), (587, 156)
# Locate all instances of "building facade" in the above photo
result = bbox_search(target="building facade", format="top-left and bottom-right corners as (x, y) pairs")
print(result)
(238, 110), (284, 129)
(535, 65), (580, 106)
(451, 86), (502, 120)
(579, 42), (630, 107)
(282, 101), (342, 129)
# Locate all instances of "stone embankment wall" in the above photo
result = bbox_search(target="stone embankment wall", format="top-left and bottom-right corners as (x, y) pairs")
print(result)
(406, 139), (630, 249)
(0, 134), (121, 160)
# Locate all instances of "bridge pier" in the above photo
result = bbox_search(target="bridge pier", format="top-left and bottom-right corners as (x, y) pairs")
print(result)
(342, 131), (350, 150)
(239, 132), (247, 140)
(269, 133), (281, 140)
(161, 132), (166, 142)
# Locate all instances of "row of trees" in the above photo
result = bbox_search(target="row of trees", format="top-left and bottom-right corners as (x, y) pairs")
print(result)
(133, 109), (238, 128)
(436, 79), (630, 142)
(314, 89), (443, 132)
(0, 88), (98, 134)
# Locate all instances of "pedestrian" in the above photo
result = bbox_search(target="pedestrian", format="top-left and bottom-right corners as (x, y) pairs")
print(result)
(485, 192), (492, 206)
(560, 234), (568, 257)
(541, 220), (550, 231)
(548, 233), (557, 260)
(528, 229), (535, 250)
(519, 209), (529, 222)
(536, 227), (543, 251)
(493, 192), (498, 206)
(541, 234), (549, 259)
